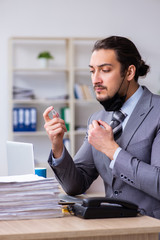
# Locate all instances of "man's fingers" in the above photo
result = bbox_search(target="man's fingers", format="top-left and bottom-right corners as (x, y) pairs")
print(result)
(89, 120), (100, 130)
(92, 120), (100, 128)
(43, 106), (53, 123)
(98, 120), (112, 130)
(44, 119), (67, 133)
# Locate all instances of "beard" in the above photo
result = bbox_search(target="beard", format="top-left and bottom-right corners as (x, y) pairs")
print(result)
(94, 76), (127, 112)
(98, 92), (126, 111)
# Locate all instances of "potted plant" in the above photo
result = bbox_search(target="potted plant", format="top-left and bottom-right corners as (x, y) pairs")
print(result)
(37, 51), (54, 68)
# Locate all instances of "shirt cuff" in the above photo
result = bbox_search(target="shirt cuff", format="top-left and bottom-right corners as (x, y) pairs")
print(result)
(51, 147), (65, 166)
(109, 147), (122, 169)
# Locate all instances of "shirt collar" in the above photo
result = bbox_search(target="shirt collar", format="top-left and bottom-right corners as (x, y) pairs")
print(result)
(121, 86), (143, 117)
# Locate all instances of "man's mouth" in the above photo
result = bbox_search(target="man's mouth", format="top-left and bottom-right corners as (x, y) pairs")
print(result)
(94, 85), (107, 93)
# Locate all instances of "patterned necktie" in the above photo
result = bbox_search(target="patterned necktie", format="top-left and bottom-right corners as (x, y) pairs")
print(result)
(110, 110), (127, 140)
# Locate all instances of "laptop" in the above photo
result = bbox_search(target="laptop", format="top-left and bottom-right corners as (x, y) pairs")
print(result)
(6, 141), (35, 176)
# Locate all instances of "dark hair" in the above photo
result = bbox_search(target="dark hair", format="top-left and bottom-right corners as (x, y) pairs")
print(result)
(92, 36), (150, 82)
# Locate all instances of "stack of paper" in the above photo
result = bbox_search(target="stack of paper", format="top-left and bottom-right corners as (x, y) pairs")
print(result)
(13, 86), (35, 100)
(0, 174), (63, 220)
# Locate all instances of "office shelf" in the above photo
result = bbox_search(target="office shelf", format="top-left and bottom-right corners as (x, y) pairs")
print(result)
(8, 37), (102, 165)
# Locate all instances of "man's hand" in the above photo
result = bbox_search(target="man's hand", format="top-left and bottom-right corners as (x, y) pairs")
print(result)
(88, 120), (119, 160)
(43, 106), (67, 158)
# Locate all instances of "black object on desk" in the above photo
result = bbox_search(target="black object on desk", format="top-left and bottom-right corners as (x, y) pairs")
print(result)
(69, 197), (139, 219)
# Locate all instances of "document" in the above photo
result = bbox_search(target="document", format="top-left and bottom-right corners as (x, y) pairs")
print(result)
(0, 174), (63, 220)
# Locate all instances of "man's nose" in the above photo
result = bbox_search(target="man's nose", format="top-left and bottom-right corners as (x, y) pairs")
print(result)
(92, 71), (102, 84)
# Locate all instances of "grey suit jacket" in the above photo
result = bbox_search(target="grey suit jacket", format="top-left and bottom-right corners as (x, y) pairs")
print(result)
(48, 86), (160, 219)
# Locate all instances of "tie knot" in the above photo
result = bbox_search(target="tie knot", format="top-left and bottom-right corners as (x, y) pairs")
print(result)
(112, 110), (126, 123)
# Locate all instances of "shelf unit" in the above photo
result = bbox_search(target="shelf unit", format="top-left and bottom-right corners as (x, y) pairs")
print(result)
(8, 37), (102, 172)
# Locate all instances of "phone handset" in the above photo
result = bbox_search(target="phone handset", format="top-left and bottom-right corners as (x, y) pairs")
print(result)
(82, 197), (138, 210)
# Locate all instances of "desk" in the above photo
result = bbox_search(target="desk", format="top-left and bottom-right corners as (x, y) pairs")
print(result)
(0, 215), (160, 240)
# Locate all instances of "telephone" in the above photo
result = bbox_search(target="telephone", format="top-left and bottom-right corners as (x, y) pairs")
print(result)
(69, 197), (139, 219)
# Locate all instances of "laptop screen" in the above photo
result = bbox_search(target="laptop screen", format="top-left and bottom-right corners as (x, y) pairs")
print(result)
(6, 141), (35, 176)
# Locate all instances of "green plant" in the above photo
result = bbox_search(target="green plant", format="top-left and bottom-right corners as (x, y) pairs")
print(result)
(37, 51), (54, 59)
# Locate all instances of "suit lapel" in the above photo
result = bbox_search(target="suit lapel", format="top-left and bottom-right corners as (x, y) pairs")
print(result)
(119, 87), (153, 149)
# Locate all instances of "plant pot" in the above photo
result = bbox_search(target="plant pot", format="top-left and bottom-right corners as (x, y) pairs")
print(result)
(38, 58), (49, 68)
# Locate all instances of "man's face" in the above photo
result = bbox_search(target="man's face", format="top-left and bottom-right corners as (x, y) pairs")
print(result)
(89, 49), (125, 102)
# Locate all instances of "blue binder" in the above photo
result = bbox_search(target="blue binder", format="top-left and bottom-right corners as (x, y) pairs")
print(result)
(13, 107), (37, 132)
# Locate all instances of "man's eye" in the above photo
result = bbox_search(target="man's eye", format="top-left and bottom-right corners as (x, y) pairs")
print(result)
(102, 69), (110, 73)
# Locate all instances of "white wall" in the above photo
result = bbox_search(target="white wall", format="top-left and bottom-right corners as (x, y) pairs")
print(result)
(1, 0), (160, 175)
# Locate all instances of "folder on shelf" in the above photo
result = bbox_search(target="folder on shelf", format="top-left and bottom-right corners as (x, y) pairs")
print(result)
(18, 108), (25, 131)
(13, 107), (37, 132)
(30, 108), (37, 131)
(24, 108), (30, 131)
(74, 84), (85, 99)
(13, 108), (19, 131)
(61, 107), (70, 131)
(74, 84), (95, 100)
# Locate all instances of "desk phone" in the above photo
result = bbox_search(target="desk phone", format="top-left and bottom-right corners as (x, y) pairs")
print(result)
(69, 197), (139, 219)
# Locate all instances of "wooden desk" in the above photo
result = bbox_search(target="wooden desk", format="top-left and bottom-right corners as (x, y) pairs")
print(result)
(0, 215), (160, 240)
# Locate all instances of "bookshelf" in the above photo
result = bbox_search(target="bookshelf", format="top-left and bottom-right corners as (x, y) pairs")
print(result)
(8, 37), (102, 174)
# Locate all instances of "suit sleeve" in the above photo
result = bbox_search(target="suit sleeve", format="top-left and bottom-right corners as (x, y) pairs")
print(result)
(112, 127), (160, 200)
(48, 135), (99, 196)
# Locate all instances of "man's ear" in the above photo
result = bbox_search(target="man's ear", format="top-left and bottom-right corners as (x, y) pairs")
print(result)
(127, 65), (136, 81)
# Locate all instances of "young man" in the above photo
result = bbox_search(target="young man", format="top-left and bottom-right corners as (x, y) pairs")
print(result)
(43, 36), (160, 219)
